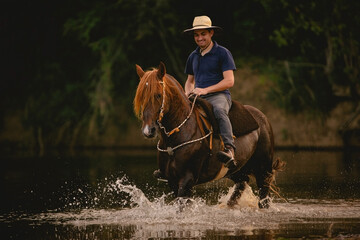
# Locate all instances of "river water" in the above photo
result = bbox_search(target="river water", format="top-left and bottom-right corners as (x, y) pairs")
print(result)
(1, 148), (360, 239)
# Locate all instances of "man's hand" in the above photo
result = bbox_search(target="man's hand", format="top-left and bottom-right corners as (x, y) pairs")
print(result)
(191, 87), (208, 96)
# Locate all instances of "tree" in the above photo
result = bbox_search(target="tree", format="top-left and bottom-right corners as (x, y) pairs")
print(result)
(259, 0), (360, 115)
(63, 0), (187, 139)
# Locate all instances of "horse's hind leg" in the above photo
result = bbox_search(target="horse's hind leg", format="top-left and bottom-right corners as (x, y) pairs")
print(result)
(255, 171), (273, 209)
(227, 175), (249, 207)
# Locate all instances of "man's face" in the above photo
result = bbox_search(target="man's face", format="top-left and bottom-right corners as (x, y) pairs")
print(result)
(193, 29), (214, 49)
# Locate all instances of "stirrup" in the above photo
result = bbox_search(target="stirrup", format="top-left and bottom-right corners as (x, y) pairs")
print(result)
(217, 148), (236, 169)
(217, 149), (233, 161)
(224, 158), (237, 169)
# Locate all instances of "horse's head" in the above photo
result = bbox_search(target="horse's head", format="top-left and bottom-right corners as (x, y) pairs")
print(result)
(134, 62), (169, 138)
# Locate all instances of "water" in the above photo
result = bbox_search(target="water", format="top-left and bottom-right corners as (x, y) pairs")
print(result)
(1, 149), (360, 239)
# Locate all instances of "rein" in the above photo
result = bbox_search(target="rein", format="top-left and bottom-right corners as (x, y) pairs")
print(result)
(156, 79), (212, 156)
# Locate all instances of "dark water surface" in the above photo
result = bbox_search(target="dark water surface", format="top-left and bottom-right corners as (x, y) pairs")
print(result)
(1, 148), (360, 239)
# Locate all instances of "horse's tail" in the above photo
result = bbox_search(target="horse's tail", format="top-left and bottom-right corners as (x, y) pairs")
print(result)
(265, 157), (287, 202)
(272, 157), (286, 172)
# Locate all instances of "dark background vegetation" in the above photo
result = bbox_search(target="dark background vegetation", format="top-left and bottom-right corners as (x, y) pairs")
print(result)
(1, 0), (359, 150)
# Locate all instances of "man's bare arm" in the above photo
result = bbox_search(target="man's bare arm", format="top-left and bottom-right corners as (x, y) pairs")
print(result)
(184, 74), (195, 96)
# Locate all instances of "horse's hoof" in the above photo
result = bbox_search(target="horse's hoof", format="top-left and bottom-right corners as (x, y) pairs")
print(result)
(258, 198), (270, 209)
(227, 199), (237, 207)
(153, 169), (167, 181)
(174, 197), (193, 213)
(153, 169), (161, 178)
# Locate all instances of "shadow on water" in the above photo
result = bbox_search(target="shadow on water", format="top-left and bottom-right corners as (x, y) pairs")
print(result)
(1, 148), (360, 239)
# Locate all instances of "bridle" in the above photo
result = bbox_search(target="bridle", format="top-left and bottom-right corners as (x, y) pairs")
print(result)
(155, 78), (212, 156)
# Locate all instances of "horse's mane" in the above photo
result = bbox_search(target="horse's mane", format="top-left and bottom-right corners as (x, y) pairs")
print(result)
(134, 68), (189, 119)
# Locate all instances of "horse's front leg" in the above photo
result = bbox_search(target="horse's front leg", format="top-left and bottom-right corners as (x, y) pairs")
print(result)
(227, 175), (250, 207)
(177, 171), (194, 197)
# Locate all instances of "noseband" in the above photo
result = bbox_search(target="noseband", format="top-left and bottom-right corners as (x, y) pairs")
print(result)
(155, 78), (212, 155)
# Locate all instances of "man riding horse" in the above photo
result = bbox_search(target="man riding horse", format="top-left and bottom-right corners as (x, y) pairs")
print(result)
(135, 16), (284, 208)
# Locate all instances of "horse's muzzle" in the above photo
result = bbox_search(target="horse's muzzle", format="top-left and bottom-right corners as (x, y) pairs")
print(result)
(142, 124), (156, 138)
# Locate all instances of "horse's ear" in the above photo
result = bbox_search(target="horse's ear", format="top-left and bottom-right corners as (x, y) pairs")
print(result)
(157, 62), (166, 80)
(136, 64), (145, 78)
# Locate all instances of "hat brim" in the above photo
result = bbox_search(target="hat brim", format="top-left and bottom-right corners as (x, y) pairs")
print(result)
(183, 26), (222, 33)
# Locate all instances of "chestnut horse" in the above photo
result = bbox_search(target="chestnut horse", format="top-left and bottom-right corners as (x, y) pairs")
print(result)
(134, 62), (284, 208)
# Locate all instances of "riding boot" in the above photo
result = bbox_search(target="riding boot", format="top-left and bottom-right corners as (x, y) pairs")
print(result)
(217, 145), (237, 169)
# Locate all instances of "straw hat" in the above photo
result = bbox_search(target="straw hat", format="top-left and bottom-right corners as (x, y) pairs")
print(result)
(183, 15), (222, 33)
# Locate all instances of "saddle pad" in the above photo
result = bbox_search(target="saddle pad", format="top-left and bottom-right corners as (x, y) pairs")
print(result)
(194, 97), (259, 137)
(229, 100), (259, 136)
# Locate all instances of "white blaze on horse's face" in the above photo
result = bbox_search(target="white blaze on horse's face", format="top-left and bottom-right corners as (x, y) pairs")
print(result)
(142, 124), (156, 138)
(141, 102), (158, 138)
(135, 62), (167, 139)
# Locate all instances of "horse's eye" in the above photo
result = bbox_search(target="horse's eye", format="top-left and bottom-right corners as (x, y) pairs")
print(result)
(156, 94), (162, 99)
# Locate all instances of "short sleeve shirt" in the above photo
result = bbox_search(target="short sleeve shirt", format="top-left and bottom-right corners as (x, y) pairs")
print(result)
(184, 41), (236, 97)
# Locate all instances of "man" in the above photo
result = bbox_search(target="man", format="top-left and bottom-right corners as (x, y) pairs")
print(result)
(153, 15), (237, 180)
(184, 15), (236, 167)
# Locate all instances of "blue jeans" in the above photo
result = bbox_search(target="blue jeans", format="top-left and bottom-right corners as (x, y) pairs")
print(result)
(201, 93), (235, 149)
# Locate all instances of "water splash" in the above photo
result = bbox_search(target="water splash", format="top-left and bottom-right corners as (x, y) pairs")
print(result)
(218, 184), (260, 209)
(10, 174), (360, 239)
(106, 176), (152, 208)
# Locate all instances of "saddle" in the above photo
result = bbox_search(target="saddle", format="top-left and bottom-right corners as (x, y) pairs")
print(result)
(192, 96), (259, 137)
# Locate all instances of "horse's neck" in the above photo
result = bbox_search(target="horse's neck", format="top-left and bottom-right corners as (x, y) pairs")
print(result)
(162, 101), (190, 129)
(160, 97), (199, 140)
(160, 112), (199, 143)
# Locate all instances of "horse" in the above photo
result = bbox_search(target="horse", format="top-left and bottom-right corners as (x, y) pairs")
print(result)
(133, 62), (284, 208)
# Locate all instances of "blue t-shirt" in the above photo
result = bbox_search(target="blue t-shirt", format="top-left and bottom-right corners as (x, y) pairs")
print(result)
(184, 41), (236, 97)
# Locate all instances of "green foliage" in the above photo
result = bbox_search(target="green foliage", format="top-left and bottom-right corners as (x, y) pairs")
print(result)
(3, 0), (360, 148)
(61, 0), (187, 137)
(24, 62), (90, 133)
(258, 0), (360, 114)
(64, 9), (101, 44)
(264, 61), (335, 114)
